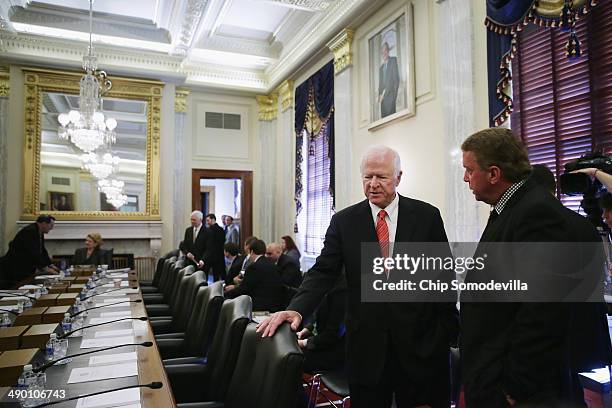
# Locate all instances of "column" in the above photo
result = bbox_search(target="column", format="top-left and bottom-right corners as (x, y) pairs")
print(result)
(256, 92), (279, 244)
(275, 80), (295, 240)
(173, 88), (189, 249)
(438, 0), (482, 242)
(327, 28), (355, 211)
(0, 66), (8, 253)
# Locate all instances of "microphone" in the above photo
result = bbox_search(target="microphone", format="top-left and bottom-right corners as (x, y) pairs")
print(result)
(58, 316), (148, 339)
(70, 299), (142, 318)
(81, 286), (139, 301)
(31, 382), (163, 407)
(33, 341), (153, 373)
(0, 291), (37, 300)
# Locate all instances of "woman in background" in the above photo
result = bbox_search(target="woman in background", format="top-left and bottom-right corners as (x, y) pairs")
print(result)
(73, 233), (110, 266)
(281, 235), (300, 265)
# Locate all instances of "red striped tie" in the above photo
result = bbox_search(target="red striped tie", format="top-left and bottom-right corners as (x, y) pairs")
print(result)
(376, 209), (389, 260)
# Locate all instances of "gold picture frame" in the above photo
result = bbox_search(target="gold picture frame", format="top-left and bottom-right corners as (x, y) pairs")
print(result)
(21, 67), (162, 220)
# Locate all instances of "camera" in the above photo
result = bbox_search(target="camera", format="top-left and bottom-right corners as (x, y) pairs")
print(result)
(560, 152), (612, 229)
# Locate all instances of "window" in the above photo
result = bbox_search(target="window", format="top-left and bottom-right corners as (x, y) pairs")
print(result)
(511, 2), (612, 211)
(302, 124), (334, 255)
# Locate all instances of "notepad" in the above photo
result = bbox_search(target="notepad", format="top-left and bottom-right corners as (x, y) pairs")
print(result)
(102, 297), (130, 303)
(100, 311), (133, 318)
(75, 388), (141, 408)
(94, 328), (134, 339)
(94, 302), (130, 309)
(67, 362), (138, 384)
(80, 335), (136, 349)
(89, 351), (137, 366)
(107, 273), (129, 278)
(19, 285), (42, 290)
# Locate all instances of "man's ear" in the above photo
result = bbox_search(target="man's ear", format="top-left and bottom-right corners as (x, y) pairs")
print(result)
(489, 166), (502, 184)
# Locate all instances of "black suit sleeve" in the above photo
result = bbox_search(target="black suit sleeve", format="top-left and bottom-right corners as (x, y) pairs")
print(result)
(225, 263), (256, 299)
(279, 258), (302, 287)
(306, 288), (347, 351)
(288, 214), (344, 319)
(179, 227), (191, 253)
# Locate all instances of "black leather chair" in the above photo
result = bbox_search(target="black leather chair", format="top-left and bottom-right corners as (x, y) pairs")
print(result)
(147, 266), (200, 320)
(165, 295), (252, 403)
(143, 259), (187, 306)
(155, 281), (224, 359)
(141, 250), (178, 293)
(175, 322), (304, 408)
(143, 257), (177, 304)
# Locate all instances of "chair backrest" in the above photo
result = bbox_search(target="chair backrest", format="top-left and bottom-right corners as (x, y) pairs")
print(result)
(203, 295), (252, 401)
(157, 257), (176, 294)
(151, 257), (165, 287)
(163, 260), (185, 300)
(173, 270), (207, 331)
(169, 264), (194, 311)
(184, 281), (224, 355)
(224, 322), (304, 408)
(101, 248), (114, 268)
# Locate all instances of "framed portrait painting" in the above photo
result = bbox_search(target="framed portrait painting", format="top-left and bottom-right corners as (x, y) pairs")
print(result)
(367, 5), (415, 130)
(49, 191), (75, 211)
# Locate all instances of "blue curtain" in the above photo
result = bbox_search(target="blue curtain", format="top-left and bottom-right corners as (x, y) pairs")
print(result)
(485, 0), (599, 126)
(294, 60), (335, 232)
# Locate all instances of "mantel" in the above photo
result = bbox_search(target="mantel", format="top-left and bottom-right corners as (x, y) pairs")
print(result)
(16, 220), (163, 240)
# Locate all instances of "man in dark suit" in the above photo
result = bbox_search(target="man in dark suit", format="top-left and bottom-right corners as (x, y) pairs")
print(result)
(460, 128), (604, 407)
(258, 146), (459, 408)
(0, 215), (59, 289)
(205, 213), (227, 281)
(179, 211), (208, 270)
(265, 242), (302, 288)
(378, 42), (400, 118)
(225, 239), (285, 312)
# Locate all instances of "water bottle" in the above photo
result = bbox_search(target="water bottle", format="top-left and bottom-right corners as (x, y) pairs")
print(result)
(23, 297), (32, 309)
(61, 313), (72, 335)
(21, 365), (39, 407)
(45, 333), (57, 361)
(0, 312), (10, 328)
(16, 364), (33, 404)
(36, 370), (49, 404)
(16, 300), (24, 314)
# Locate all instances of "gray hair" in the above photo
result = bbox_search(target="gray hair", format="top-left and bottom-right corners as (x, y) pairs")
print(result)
(360, 145), (402, 176)
(190, 210), (203, 221)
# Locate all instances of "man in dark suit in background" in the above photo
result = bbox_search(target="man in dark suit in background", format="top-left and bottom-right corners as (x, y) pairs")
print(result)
(205, 213), (227, 281)
(265, 242), (302, 288)
(179, 211), (208, 270)
(225, 239), (285, 312)
(378, 42), (399, 118)
(258, 145), (459, 408)
(0, 215), (59, 288)
(460, 128), (602, 407)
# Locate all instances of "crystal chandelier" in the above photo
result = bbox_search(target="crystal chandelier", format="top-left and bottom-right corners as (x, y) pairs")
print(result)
(57, 0), (117, 153)
(81, 150), (120, 180)
(98, 179), (128, 209)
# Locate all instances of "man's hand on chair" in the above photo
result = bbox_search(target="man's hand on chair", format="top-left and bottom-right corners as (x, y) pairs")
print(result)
(256, 310), (302, 337)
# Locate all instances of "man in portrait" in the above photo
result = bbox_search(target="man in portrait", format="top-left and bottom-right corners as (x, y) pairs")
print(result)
(378, 41), (400, 118)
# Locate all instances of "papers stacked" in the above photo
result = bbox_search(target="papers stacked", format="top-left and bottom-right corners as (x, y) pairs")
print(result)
(67, 362), (138, 384)
(80, 335), (136, 349)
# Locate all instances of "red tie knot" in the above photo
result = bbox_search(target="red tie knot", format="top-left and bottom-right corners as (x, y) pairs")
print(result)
(378, 210), (387, 220)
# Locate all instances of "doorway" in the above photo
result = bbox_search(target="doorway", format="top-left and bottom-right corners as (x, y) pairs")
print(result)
(191, 169), (252, 247)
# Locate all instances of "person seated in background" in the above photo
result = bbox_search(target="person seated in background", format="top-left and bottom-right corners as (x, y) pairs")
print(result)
(280, 235), (300, 265)
(0, 215), (59, 289)
(265, 242), (302, 288)
(297, 274), (347, 374)
(224, 239), (285, 312)
(225, 236), (257, 286)
(73, 233), (111, 266)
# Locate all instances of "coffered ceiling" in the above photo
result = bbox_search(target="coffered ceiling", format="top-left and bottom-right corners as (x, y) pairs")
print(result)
(0, 0), (372, 92)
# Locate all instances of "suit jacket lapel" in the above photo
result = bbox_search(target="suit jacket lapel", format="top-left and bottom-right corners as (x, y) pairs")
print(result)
(356, 199), (377, 243)
(395, 195), (415, 243)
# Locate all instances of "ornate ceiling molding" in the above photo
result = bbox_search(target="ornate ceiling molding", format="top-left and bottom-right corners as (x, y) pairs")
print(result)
(175, 87), (190, 112)
(326, 28), (354, 75)
(257, 0), (333, 12)
(276, 79), (294, 112)
(0, 65), (9, 97)
(197, 35), (277, 59)
(170, 0), (209, 57)
(182, 63), (268, 90)
(256, 92), (278, 121)
(266, 0), (367, 87)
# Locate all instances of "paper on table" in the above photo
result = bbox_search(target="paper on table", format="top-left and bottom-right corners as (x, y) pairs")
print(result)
(80, 335), (136, 349)
(67, 362), (138, 384)
(102, 297), (130, 303)
(100, 311), (133, 318)
(0, 304), (18, 311)
(107, 268), (131, 274)
(94, 329), (134, 338)
(107, 273), (129, 278)
(0, 296), (29, 301)
(99, 289), (139, 296)
(34, 275), (60, 280)
(19, 285), (42, 290)
(89, 351), (137, 366)
(87, 316), (128, 325)
(94, 302), (130, 309)
(101, 282), (130, 288)
(75, 387), (141, 408)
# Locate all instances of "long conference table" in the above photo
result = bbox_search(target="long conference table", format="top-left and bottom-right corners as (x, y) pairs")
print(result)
(0, 270), (175, 407)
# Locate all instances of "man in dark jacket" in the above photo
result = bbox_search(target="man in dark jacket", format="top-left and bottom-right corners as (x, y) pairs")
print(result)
(179, 211), (208, 269)
(0, 215), (59, 288)
(225, 239), (285, 312)
(265, 242), (302, 288)
(205, 214), (227, 281)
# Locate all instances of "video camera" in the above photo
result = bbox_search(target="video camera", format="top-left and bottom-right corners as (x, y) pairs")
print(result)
(560, 152), (612, 228)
